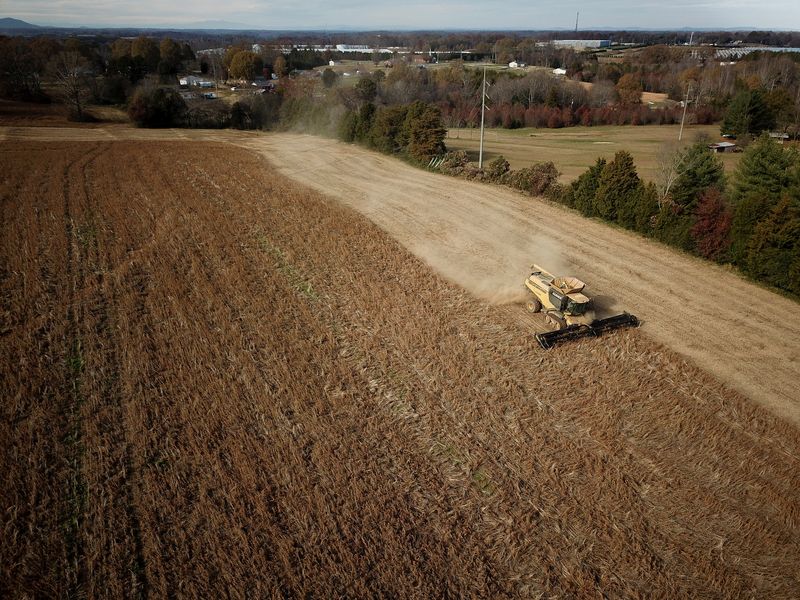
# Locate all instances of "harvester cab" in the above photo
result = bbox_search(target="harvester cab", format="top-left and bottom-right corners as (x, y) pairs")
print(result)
(524, 264), (639, 349)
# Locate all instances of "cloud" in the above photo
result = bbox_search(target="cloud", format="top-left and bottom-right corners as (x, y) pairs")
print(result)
(4, 0), (799, 29)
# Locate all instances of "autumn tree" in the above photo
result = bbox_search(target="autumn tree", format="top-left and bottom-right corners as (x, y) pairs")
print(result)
(128, 85), (187, 128)
(131, 36), (159, 71)
(159, 38), (183, 74)
(273, 55), (288, 77)
(229, 51), (263, 81)
(111, 38), (132, 59)
(403, 102), (446, 161)
(368, 104), (408, 153)
(616, 73), (642, 105)
(691, 188), (732, 261)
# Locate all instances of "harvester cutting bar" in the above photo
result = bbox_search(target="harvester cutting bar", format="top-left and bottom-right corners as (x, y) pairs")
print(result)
(535, 312), (639, 350)
(590, 312), (639, 334)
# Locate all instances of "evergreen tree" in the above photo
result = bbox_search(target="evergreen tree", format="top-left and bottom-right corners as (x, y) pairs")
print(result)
(653, 205), (694, 252)
(321, 68), (337, 88)
(354, 103), (376, 143)
(745, 197), (800, 294)
(721, 89), (775, 137)
(368, 105), (407, 153)
(731, 134), (796, 203)
(730, 135), (798, 262)
(594, 151), (643, 227)
(404, 103), (446, 162)
(570, 158), (606, 217)
(670, 142), (725, 210)
(635, 182), (660, 234)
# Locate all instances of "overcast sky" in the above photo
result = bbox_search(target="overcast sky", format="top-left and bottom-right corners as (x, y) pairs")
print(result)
(4, 0), (799, 30)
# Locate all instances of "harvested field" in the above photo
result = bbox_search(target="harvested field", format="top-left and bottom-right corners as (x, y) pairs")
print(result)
(0, 100), (127, 127)
(2, 140), (800, 597)
(254, 133), (800, 426)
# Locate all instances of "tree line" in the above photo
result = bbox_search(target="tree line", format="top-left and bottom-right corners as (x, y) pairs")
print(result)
(549, 136), (799, 295)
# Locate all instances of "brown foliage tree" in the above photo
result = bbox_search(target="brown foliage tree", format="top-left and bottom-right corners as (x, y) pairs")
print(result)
(691, 188), (732, 261)
(616, 73), (643, 105)
(229, 51), (263, 81)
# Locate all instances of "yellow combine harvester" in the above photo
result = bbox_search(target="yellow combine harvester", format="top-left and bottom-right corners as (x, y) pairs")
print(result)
(524, 264), (639, 349)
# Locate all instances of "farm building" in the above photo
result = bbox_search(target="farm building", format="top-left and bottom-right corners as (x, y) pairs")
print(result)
(180, 75), (214, 88)
(769, 132), (790, 143)
(708, 141), (738, 153)
(552, 39), (611, 50)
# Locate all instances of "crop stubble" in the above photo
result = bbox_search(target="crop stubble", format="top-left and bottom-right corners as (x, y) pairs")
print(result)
(1, 140), (799, 598)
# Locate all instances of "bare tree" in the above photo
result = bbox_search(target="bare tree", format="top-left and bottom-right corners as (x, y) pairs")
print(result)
(655, 142), (685, 207)
(52, 51), (91, 121)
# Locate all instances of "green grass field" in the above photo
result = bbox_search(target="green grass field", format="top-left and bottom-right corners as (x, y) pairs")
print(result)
(445, 124), (740, 183)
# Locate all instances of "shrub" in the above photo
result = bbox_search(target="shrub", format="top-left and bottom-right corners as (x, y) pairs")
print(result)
(438, 150), (470, 175)
(485, 155), (510, 181)
(462, 164), (486, 181)
(128, 86), (186, 128)
(502, 162), (560, 196)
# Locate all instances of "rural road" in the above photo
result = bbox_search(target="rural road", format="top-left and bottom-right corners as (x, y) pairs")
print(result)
(4, 126), (800, 425)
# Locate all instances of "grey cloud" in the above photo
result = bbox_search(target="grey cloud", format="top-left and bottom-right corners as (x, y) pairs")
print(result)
(4, 0), (799, 29)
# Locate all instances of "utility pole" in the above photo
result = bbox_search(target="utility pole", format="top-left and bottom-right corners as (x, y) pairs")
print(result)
(575, 11), (579, 33)
(678, 82), (692, 141)
(479, 66), (487, 168)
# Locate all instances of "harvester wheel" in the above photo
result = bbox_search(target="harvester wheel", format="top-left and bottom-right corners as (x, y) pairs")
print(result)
(545, 311), (567, 330)
(526, 299), (542, 313)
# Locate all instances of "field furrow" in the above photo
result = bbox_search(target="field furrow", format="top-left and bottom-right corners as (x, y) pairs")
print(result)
(2, 139), (799, 598)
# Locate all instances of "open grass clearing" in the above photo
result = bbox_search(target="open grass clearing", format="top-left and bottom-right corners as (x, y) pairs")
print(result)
(446, 123), (740, 182)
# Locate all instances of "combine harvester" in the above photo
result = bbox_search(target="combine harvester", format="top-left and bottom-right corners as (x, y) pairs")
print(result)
(524, 264), (639, 349)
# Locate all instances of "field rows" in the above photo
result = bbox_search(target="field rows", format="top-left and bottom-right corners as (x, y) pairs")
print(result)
(1, 141), (799, 597)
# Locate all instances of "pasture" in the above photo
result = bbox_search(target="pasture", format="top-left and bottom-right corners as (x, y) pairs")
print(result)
(446, 124), (741, 182)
